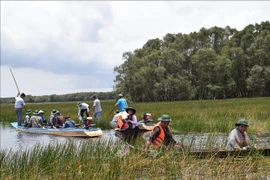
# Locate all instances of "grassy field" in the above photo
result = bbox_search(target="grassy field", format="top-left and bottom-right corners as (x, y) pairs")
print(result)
(1, 97), (270, 133)
(0, 98), (270, 179)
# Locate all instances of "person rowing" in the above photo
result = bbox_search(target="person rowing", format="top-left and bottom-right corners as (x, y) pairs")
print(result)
(226, 119), (251, 150)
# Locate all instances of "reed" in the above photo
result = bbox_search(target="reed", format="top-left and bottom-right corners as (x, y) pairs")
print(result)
(0, 140), (269, 179)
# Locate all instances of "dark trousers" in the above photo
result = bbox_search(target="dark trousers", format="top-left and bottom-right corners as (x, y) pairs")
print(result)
(80, 109), (89, 118)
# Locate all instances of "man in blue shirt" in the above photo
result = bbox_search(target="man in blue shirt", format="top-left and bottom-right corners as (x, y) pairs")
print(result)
(114, 94), (128, 112)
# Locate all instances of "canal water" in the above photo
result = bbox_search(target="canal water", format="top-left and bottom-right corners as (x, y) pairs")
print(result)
(1, 123), (269, 152)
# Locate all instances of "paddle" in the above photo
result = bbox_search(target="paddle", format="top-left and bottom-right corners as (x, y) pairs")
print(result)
(10, 69), (27, 112)
(106, 106), (115, 120)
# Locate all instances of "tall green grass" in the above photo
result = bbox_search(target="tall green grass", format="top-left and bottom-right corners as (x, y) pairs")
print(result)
(0, 140), (269, 179)
(1, 97), (270, 133)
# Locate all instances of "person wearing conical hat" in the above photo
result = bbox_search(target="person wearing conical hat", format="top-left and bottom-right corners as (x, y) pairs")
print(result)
(226, 119), (251, 150)
(145, 114), (177, 152)
(24, 109), (32, 127)
(29, 110), (43, 128)
(76, 102), (90, 119)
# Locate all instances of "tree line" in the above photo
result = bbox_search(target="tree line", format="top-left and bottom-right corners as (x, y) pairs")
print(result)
(113, 21), (270, 102)
(0, 92), (115, 104)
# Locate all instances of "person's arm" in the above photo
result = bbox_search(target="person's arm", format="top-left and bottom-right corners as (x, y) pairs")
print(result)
(92, 101), (96, 114)
(17, 92), (20, 97)
(78, 107), (80, 117)
(145, 127), (160, 152)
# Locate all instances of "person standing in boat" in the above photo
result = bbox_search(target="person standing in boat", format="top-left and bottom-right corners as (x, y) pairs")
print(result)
(114, 94), (128, 112)
(145, 114), (177, 152)
(77, 102), (90, 119)
(226, 119), (250, 150)
(91, 94), (102, 121)
(29, 110), (43, 128)
(14, 92), (26, 126)
(24, 109), (32, 127)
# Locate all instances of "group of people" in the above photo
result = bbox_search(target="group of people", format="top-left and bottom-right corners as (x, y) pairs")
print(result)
(76, 94), (102, 121)
(23, 108), (78, 129)
(15, 92), (251, 151)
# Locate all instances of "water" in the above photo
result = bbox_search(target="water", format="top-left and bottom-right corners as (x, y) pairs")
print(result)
(1, 123), (269, 152)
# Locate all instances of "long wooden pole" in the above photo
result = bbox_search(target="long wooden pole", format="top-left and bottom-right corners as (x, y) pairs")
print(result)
(10, 69), (27, 111)
(10, 69), (20, 93)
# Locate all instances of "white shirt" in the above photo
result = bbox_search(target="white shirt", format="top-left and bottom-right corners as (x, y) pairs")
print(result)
(93, 99), (102, 112)
(14, 97), (25, 108)
(226, 128), (249, 150)
(111, 113), (121, 123)
(78, 103), (89, 116)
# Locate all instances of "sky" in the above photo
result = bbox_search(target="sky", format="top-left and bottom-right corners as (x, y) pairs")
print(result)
(1, 1), (270, 98)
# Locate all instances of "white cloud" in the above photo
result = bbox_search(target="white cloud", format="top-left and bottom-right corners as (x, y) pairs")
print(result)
(1, 1), (270, 97)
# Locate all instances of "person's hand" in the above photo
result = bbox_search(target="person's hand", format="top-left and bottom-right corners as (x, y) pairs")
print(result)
(242, 147), (247, 150)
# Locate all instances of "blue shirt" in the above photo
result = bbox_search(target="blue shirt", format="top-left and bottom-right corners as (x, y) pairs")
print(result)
(115, 98), (128, 112)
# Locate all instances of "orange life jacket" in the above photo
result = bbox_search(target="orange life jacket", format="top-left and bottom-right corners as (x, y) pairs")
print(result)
(151, 122), (172, 148)
(117, 114), (129, 129)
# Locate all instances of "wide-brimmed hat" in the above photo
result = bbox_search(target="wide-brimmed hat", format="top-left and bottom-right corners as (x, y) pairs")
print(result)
(76, 102), (82, 106)
(235, 119), (249, 127)
(158, 114), (172, 122)
(114, 110), (120, 114)
(38, 110), (45, 114)
(26, 109), (32, 115)
(51, 109), (58, 115)
(87, 117), (93, 120)
(33, 110), (39, 115)
(125, 107), (136, 114)
(118, 94), (123, 97)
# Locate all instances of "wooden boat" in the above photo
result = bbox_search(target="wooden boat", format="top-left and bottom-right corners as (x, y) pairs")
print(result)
(189, 148), (270, 158)
(137, 122), (155, 131)
(11, 122), (102, 137)
(111, 121), (155, 131)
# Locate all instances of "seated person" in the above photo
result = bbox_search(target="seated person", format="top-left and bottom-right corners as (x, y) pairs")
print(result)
(139, 113), (153, 124)
(24, 109), (32, 127)
(48, 110), (61, 129)
(63, 116), (77, 128)
(111, 110), (120, 123)
(145, 114), (177, 152)
(29, 110), (43, 128)
(38, 110), (46, 124)
(226, 119), (250, 150)
(117, 107), (137, 131)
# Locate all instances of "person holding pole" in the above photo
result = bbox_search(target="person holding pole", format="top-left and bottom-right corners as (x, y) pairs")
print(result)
(114, 94), (128, 112)
(14, 92), (26, 126)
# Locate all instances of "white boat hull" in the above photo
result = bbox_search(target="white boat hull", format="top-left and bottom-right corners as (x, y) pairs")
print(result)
(11, 122), (102, 137)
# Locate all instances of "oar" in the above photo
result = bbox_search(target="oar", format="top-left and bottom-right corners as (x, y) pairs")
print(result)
(106, 106), (115, 120)
(10, 69), (27, 111)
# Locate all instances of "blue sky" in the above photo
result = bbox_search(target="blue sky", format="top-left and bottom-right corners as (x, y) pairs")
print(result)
(1, 1), (270, 97)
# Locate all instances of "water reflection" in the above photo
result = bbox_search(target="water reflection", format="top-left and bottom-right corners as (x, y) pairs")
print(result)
(1, 123), (269, 152)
